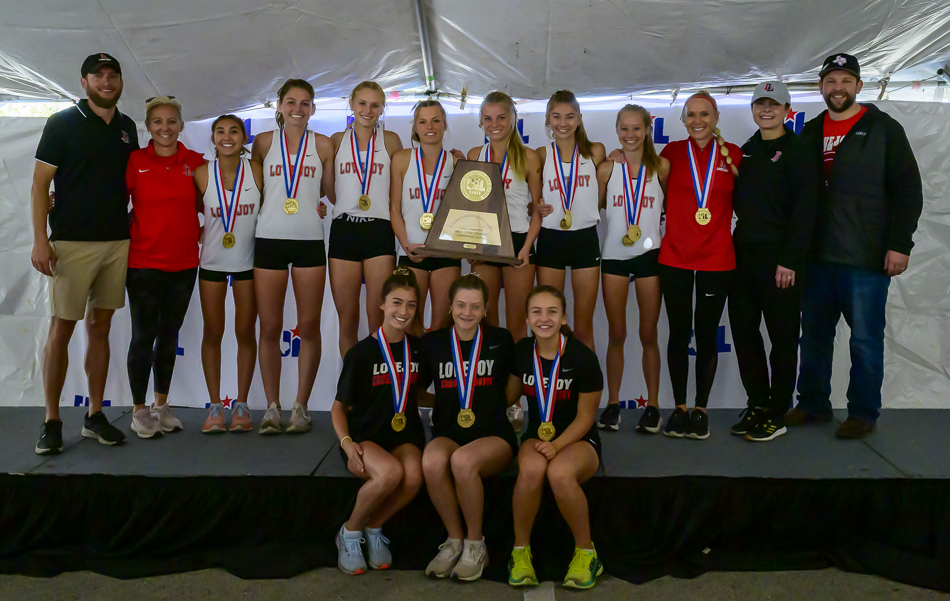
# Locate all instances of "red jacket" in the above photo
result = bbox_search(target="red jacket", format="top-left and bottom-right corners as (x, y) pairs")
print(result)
(659, 138), (742, 272)
(126, 141), (206, 271)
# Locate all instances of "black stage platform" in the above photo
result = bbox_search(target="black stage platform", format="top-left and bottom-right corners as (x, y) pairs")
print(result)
(1, 407), (947, 591)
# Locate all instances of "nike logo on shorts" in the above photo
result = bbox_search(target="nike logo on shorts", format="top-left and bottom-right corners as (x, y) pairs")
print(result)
(489, 344), (501, 350)
(705, 293), (716, 297)
(138, 169), (149, 173)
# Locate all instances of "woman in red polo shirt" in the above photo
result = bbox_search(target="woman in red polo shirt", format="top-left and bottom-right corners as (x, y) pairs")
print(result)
(125, 96), (206, 439)
(658, 91), (741, 440)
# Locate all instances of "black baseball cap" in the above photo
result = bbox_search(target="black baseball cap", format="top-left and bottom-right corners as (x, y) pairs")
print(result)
(819, 53), (860, 80)
(81, 53), (122, 77)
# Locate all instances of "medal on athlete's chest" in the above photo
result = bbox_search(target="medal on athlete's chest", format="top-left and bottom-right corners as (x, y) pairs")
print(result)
(532, 335), (565, 443)
(620, 159), (646, 246)
(687, 140), (717, 227)
(352, 127), (378, 211)
(280, 129), (308, 215)
(553, 143), (579, 231)
(376, 327), (412, 433)
(416, 147), (446, 231)
(451, 326), (483, 429)
(213, 159), (244, 249)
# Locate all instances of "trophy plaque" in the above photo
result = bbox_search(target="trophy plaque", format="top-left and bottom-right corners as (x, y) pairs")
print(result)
(415, 159), (520, 265)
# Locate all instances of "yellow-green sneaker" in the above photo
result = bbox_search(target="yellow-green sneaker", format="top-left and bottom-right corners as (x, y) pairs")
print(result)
(562, 546), (604, 590)
(508, 546), (539, 587)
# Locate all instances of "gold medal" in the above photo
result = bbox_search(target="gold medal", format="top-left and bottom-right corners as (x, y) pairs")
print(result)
(627, 224), (641, 242)
(284, 198), (299, 214)
(622, 235), (634, 247)
(457, 408), (475, 428)
(391, 413), (407, 432)
(222, 232), (235, 249)
(560, 210), (572, 231)
(538, 421), (556, 442)
(359, 194), (371, 211)
(695, 208), (712, 225)
(420, 212), (434, 230)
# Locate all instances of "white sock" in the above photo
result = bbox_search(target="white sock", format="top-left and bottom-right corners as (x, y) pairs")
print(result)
(343, 526), (362, 539)
(513, 546), (526, 551)
(365, 527), (382, 536)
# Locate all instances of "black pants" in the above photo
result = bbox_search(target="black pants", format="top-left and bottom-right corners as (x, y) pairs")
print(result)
(729, 256), (801, 417)
(659, 265), (732, 408)
(126, 268), (197, 406)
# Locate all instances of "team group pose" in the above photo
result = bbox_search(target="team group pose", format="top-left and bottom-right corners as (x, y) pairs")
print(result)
(29, 51), (923, 589)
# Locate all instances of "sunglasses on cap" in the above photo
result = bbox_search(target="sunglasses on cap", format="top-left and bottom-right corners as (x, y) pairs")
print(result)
(145, 96), (176, 104)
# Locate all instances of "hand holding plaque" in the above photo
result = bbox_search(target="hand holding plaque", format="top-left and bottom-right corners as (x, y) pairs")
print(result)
(415, 160), (519, 265)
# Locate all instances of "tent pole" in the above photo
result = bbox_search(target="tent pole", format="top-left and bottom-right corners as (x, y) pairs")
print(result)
(414, 0), (437, 95)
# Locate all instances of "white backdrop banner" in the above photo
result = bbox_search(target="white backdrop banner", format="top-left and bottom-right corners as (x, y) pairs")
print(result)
(1, 100), (947, 411)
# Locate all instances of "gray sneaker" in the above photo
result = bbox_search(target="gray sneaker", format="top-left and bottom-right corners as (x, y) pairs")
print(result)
(259, 403), (282, 435)
(336, 525), (367, 575)
(151, 403), (183, 433)
(286, 402), (311, 434)
(363, 528), (392, 570)
(425, 538), (463, 578)
(131, 407), (163, 439)
(451, 538), (487, 581)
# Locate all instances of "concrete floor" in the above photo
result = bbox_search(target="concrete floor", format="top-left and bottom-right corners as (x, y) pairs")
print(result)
(0, 568), (945, 601)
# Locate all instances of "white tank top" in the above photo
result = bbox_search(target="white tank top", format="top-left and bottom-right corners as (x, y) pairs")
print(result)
(477, 144), (531, 233)
(398, 147), (455, 254)
(602, 162), (665, 260)
(257, 130), (324, 240)
(333, 125), (392, 220)
(541, 143), (599, 231)
(200, 157), (260, 272)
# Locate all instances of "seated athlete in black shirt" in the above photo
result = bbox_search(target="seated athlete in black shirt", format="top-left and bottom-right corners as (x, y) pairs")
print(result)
(506, 285), (605, 590)
(331, 267), (426, 575)
(420, 274), (517, 581)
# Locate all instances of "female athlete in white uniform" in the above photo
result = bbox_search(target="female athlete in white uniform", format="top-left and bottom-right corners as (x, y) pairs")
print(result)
(194, 115), (263, 433)
(329, 81), (404, 357)
(391, 100), (458, 331)
(465, 91), (545, 342)
(535, 90), (606, 352)
(595, 105), (669, 434)
(250, 79), (335, 435)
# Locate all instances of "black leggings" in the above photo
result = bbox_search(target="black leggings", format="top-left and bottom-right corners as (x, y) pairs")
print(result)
(126, 268), (197, 406)
(659, 265), (732, 408)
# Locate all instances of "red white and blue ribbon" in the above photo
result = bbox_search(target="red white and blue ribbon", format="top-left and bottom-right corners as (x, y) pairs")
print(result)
(279, 129), (308, 200)
(376, 327), (411, 415)
(213, 158), (244, 234)
(450, 325), (482, 411)
(415, 147), (447, 216)
(551, 142), (579, 217)
(532, 334), (565, 423)
(686, 139), (717, 211)
(351, 126), (378, 196)
(621, 160), (646, 231)
(487, 144), (510, 186)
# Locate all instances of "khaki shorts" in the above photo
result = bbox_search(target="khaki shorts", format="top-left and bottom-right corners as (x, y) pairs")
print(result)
(49, 240), (130, 321)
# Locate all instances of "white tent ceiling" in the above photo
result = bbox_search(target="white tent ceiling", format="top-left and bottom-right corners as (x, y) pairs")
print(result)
(1, 0), (949, 118)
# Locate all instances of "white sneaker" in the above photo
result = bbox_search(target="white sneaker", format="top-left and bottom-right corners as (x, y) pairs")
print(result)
(286, 402), (311, 434)
(363, 527), (392, 570)
(336, 525), (367, 575)
(259, 403), (282, 435)
(425, 537), (463, 578)
(451, 538), (487, 581)
(131, 407), (163, 439)
(151, 403), (183, 433)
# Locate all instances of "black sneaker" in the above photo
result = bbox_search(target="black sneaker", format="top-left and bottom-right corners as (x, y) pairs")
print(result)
(636, 406), (663, 434)
(35, 419), (64, 455)
(686, 409), (710, 440)
(663, 408), (688, 438)
(746, 417), (787, 442)
(730, 407), (763, 436)
(597, 404), (621, 431)
(82, 411), (126, 446)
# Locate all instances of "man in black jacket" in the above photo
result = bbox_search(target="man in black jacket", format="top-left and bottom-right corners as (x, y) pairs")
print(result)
(787, 53), (923, 438)
(729, 81), (818, 442)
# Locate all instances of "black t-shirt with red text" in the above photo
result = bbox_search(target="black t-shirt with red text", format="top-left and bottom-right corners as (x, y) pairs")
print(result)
(336, 333), (427, 450)
(511, 336), (603, 444)
(421, 325), (518, 451)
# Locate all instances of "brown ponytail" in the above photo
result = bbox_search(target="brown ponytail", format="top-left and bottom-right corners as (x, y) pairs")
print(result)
(545, 90), (593, 160)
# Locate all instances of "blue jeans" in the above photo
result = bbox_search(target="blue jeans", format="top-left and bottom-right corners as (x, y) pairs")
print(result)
(796, 262), (890, 423)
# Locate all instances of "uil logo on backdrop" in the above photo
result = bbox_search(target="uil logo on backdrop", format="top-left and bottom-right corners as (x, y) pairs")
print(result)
(619, 395), (650, 409)
(688, 326), (732, 356)
(72, 395), (111, 407)
(242, 119), (256, 144)
(176, 334), (185, 357)
(483, 118), (529, 145)
(650, 115), (670, 144)
(784, 109), (805, 134)
(281, 326), (301, 358)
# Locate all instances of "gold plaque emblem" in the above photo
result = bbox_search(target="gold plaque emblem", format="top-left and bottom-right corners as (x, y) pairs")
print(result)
(460, 171), (492, 202)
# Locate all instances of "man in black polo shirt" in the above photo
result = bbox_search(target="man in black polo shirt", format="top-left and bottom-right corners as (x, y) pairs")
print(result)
(31, 53), (139, 454)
